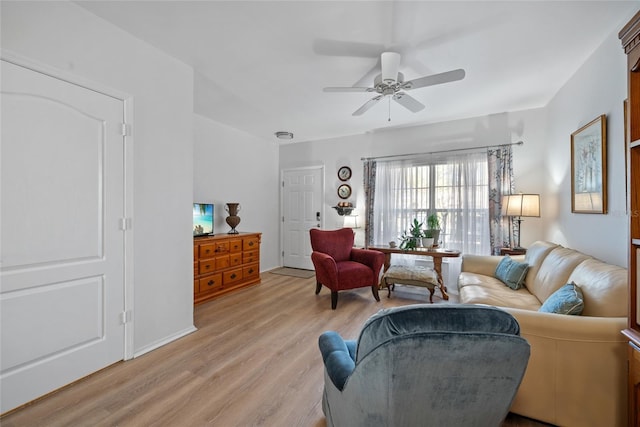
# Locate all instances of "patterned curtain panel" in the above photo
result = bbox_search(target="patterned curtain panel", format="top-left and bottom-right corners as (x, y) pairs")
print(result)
(363, 160), (376, 246)
(487, 146), (515, 254)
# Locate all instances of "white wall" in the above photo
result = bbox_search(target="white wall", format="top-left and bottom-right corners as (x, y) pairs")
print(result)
(194, 114), (280, 271)
(545, 25), (629, 267)
(279, 109), (549, 249)
(1, 1), (195, 354)
(280, 19), (632, 268)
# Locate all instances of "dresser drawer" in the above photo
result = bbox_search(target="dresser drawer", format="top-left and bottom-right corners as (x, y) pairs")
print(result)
(243, 237), (260, 251)
(243, 250), (259, 264)
(199, 259), (216, 274)
(229, 252), (243, 267)
(199, 274), (223, 293)
(215, 241), (229, 254)
(229, 239), (243, 253)
(215, 254), (230, 270)
(223, 268), (243, 285)
(243, 263), (259, 280)
(193, 261), (198, 276)
(199, 243), (217, 258)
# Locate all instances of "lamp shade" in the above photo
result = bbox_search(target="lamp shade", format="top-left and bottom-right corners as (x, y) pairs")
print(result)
(501, 194), (540, 217)
(343, 215), (359, 229)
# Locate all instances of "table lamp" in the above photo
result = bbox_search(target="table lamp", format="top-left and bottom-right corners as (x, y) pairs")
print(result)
(501, 194), (540, 249)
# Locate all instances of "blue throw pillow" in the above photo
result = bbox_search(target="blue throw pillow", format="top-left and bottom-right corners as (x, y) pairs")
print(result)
(539, 282), (584, 315)
(494, 255), (529, 290)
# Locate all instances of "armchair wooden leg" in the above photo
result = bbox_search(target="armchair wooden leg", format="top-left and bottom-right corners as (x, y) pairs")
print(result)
(331, 291), (338, 310)
(371, 284), (380, 302)
(315, 281), (322, 295)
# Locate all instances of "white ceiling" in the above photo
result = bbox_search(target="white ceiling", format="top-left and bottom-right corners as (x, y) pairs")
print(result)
(77, 1), (639, 144)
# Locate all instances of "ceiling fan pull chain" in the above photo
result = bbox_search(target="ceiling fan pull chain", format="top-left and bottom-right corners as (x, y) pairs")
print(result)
(388, 96), (391, 122)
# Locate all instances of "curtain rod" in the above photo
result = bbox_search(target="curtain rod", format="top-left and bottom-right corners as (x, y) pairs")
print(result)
(360, 141), (524, 162)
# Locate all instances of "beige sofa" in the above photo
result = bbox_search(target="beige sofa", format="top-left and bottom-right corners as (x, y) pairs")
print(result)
(457, 241), (628, 427)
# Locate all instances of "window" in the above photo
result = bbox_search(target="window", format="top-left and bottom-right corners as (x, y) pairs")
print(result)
(372, 151), (490, 254)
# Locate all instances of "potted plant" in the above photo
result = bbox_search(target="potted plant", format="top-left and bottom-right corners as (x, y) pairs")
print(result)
(399, 218), (423, 250)
(421, 229), (434, 248)
(426, 213), (441, 246)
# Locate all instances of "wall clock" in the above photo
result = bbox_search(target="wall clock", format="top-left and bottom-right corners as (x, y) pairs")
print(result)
(338, 166), (352, 181)
(337, 184), (351, 199)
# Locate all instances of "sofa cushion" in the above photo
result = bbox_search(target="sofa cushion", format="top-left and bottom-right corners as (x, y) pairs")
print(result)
(527, 247), (592, 304)
(523, 241), (559, 288)
(458, 272), (542, 310)
(495, 256), (529, 290)
(539, 282), (584, 315)
(567, 258), (628, 317)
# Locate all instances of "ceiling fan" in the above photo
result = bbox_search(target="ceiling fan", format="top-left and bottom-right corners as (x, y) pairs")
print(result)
(323, 52), (465, 119)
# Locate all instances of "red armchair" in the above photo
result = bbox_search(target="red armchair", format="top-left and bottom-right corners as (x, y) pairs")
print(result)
(310, 228), (385, 309)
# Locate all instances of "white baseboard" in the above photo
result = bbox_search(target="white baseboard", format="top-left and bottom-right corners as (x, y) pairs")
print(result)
(133, 325), (198, 358)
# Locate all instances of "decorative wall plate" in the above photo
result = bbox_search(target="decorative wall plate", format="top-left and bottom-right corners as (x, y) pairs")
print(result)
(337, 184), (351, 199)
(338, 166), (352, 181)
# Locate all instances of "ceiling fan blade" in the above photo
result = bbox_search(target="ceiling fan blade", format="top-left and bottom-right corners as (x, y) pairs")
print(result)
(381, 52), (401, 84)
(323, 87), (376, 93)
(393, 92), (425, 113)
(403, 69), (466, 90)
(353, 95), (383, 116)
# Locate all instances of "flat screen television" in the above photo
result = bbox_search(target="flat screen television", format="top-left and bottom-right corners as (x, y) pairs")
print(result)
(193, 203), (214, 236)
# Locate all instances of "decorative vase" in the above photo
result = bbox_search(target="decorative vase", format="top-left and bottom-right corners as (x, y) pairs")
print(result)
(225, 203), (241, 234)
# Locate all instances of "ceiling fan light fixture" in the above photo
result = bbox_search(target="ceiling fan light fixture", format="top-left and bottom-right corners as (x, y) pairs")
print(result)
(381, 52), (401, 84)
(275, 131), (294, 140)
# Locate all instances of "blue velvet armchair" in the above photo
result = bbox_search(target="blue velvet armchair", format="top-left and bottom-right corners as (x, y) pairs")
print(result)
(318, 304), (530, 426)
(310, 228), (384, 309)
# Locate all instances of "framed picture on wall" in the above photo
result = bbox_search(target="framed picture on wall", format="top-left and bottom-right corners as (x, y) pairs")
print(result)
(571, 114), (607, 214)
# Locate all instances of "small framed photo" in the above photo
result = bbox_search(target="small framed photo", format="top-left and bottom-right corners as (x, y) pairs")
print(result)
(571, 115), (607, 214)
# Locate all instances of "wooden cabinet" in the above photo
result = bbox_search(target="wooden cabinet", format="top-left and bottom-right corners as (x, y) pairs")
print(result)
(499, 247), (526, 256)
(193, 232), (261, 304)
(620, 12), (640, 426)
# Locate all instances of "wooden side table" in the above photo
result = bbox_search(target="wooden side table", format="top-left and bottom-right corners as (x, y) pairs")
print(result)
(500, 247), (526, 256)
(366, 245), (461, 297)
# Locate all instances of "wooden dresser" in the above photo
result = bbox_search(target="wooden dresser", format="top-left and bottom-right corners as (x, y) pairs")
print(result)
(193, 232), (261, 304)
(620, 11), (640, 426)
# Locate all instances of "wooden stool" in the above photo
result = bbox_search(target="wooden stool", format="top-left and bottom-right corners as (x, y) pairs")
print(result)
(382, 265), (446, 303)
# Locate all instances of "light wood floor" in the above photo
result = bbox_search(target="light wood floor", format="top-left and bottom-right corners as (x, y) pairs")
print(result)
(1, 272), (550, 426)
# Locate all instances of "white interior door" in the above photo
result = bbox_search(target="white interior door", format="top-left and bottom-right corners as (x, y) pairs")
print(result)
(282, 167), (323, 270)
(0, 60), (126, 413)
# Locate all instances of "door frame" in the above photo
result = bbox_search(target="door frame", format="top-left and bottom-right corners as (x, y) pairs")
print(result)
(280, 165), (325, 268)
(2, 49), (135, 360)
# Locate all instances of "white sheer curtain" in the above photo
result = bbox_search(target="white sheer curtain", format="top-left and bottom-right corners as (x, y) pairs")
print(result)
(371, 151), (490, 255)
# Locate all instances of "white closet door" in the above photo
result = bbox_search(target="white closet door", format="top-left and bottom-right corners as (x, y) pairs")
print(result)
(1, 60), (125, 413)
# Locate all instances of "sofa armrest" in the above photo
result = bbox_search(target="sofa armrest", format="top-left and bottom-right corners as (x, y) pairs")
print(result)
(501, 308), (627, 341)
(500, 307), (627, 426)
(318, 331), (356, 391)
(461, 255), (504, 276)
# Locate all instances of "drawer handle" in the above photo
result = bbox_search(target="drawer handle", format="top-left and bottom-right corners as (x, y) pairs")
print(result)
(248, 242), (254, 247)
(230, 273), (237, 279)
(248, 268), (254, 274)
(204, 265), (210, 269)
(205, 249), (210, 254)
(207, 280), (214, 286)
